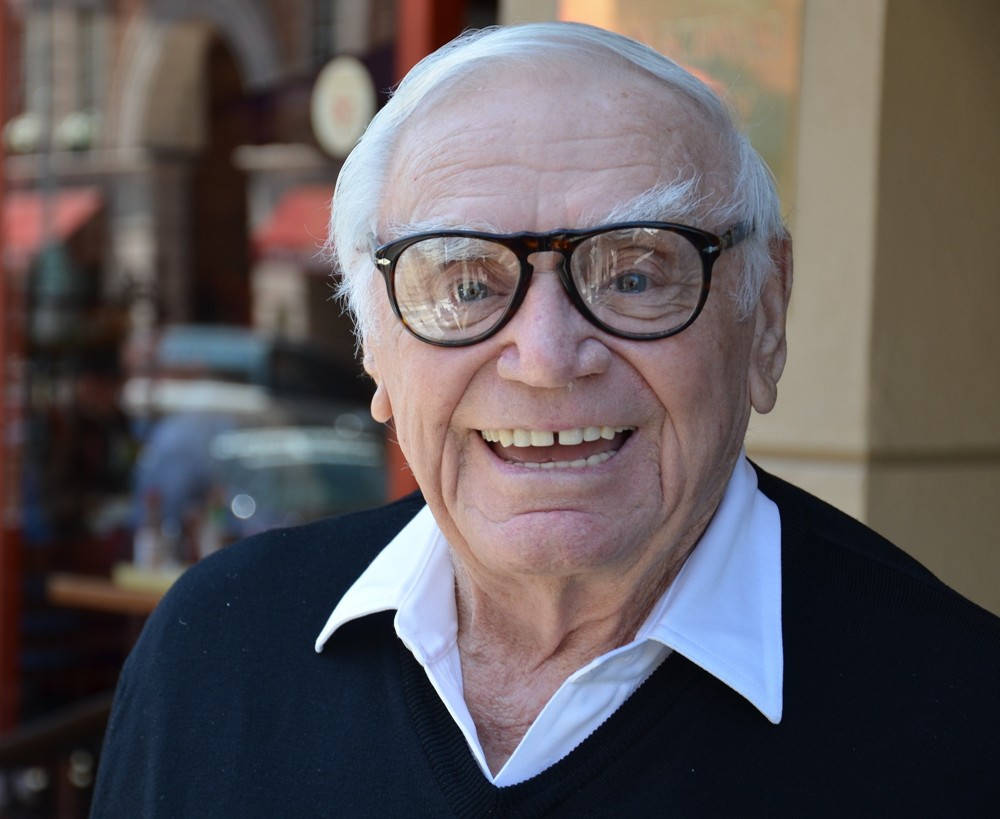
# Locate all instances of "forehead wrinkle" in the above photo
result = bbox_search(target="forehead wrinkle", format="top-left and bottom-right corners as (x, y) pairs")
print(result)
(388, 70), (694, 174)
(390, 172), (543, 232)
(382, 63), (724, 235)
(389, 155), (687, 235)
(397, 130), (667, 190)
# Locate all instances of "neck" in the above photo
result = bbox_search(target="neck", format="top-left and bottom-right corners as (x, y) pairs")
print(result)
(452, 537), (695, 775)
(454, 560), (673, 665)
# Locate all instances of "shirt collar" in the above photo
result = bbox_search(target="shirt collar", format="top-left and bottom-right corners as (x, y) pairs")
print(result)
(315, 455), (783, 723)
(639, 456), (783, 722)
(314, 503), (456, 659)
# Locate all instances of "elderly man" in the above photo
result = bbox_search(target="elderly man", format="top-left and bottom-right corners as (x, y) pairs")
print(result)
(93, 23), (998, 817)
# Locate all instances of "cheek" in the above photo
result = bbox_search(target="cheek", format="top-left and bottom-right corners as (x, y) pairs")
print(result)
(390, 370), (444, 449)
(700, 336), (755, 459)
(378, 345), (485, 487)
(648, 321), (754, 449)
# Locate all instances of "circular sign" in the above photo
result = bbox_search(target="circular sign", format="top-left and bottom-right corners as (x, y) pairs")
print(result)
(310, 56), (377, 158)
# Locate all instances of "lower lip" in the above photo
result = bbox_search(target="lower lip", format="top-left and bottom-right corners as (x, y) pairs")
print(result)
(502, 449), (617, 469)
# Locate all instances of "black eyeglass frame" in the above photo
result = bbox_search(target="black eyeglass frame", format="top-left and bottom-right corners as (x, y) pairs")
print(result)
(374, 220), (752, 348)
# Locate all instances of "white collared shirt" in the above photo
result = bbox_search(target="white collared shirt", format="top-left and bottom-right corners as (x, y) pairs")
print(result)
(316, 455), (783, 786)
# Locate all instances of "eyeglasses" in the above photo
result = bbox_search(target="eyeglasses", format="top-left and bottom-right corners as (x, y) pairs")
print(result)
(374, 221), (751, 347)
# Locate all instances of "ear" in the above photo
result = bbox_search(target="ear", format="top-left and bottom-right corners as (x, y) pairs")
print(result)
(363, 345), (393, 424)
(748, 235), (793, 414)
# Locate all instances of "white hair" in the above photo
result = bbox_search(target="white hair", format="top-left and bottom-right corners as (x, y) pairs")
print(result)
(327, 22), (786, 345)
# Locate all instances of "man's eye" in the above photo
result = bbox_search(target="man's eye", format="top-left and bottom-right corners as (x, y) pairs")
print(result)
(612, 272), (648, 293)
(454, 279), (491, 302)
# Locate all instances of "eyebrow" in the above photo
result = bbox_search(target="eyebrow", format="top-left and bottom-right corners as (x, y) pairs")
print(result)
(586, 172), (707, 226)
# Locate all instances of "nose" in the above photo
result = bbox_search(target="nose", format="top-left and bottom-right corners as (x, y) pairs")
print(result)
(495, 256), (612, 388)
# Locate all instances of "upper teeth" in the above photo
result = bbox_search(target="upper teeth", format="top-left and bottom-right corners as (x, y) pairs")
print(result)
(480, 426), (633, 447)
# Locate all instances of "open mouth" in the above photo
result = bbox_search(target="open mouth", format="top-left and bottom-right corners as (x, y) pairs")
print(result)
(479, 425), (635, 469)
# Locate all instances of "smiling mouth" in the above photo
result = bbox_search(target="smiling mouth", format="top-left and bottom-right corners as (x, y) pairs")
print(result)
(479, 425), (635, 469)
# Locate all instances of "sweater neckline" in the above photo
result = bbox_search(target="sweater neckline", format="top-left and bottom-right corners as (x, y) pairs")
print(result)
(398, 640), (707, 817)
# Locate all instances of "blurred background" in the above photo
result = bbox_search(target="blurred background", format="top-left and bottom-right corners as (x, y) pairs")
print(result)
(0, 0), (996, 815)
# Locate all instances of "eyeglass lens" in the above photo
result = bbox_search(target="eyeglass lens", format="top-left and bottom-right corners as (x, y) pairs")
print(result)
(391, 227), (705, 343)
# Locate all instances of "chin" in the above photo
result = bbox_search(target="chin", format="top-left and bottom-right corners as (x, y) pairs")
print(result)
(460, 507), (654, 579)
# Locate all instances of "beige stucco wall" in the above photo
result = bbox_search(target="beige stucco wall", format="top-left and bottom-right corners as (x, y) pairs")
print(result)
(866, 0), (1000, 613)
(871, 0), (1000, 454)
(749, 0), (886, 520)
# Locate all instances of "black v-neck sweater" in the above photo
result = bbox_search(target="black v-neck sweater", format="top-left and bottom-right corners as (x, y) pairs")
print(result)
(91, 470), (1000, 817)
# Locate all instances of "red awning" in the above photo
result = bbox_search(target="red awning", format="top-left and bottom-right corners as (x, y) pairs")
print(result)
(252, 185), (333, 261)
(2, 187), (103, 267)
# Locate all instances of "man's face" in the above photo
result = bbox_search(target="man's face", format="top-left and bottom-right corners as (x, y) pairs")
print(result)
(365, 61), (788, 586)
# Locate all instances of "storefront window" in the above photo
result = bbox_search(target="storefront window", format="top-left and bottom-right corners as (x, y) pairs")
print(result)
(0, 1), (431, 813)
